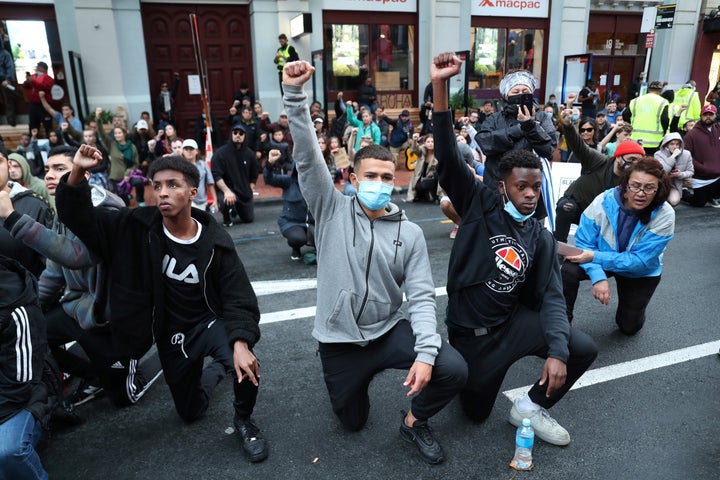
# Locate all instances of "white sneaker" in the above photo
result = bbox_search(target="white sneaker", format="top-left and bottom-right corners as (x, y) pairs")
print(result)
(509, 399), (571, 446)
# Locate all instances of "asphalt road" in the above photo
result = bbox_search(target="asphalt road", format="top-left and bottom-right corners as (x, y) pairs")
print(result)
(42, 194), (720, 479)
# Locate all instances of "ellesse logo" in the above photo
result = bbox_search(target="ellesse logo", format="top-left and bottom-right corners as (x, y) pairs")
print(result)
(486, 235), (528, 293)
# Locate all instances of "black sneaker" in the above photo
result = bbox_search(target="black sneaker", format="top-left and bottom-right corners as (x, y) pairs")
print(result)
(234, 417), (268, 462)
(291, 248), (302, 261)
(399, 411), (445, 464)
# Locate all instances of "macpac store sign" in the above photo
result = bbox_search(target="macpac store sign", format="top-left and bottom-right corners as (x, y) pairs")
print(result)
(322, 0), (417, 13)
(471, 0), (549, 18)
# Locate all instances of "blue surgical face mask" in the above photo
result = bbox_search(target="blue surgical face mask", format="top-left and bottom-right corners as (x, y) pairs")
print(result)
(357, 180), (393, 211)
(571, 114), (579, 122)
(501, 182), (535, 222)
(544, 111), (553, 120)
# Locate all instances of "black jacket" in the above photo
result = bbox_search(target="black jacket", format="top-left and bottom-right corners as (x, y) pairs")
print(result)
(0, 256), (57, 427)
(56, 177), (261, 359)
(212, 140), (259, 202)
(435, 110), (570, 362)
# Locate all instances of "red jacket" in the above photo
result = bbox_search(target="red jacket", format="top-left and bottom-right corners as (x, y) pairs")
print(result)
(23, 73), (54, 103)
(683, 123), (720, 180)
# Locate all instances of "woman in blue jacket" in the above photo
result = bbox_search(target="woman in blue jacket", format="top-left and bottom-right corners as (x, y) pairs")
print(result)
(561, 157), (675, 335)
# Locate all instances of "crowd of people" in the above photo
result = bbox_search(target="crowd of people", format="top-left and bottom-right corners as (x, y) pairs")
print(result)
(3, 44), (719, 477)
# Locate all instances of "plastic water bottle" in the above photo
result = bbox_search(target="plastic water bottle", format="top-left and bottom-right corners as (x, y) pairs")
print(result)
(513, 418), (534, 469)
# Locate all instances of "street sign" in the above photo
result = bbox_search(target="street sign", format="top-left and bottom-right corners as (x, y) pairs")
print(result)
(656, 4), (676, 29)
(645, 32), (655, 48)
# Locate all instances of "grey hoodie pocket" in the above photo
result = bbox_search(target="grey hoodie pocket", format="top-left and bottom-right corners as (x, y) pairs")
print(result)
(327, 290), (363, 338)
(356, 297), (392, 327)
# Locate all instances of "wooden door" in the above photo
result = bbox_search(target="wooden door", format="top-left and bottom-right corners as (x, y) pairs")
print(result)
(141, 3), (254, 141)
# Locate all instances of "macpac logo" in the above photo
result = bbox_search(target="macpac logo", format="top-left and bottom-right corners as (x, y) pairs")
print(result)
(479, 0), (542, 10)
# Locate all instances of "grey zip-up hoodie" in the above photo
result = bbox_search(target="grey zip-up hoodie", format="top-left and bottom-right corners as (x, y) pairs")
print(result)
(284, 83), (441, 365)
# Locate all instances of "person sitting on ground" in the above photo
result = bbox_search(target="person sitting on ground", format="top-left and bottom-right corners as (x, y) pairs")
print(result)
(259, 110), (293, 151)
(553, 108), (645, 243)
(431, 51), (597, 448)
(181, 139), (217, 213)
(406, 133), (438, 203)
(152, 123), (181, 157)
(1, 146), (155, 408)
(597, 121), (632, 157)
(65, 128), (111, 189)
(264, 150), (314, 261)
(475, 68), (556, 219)
(56, 149), (268, 462)
(654, 132), (694, 206)
(38, 91), (82, 141)
(283, 60), (468, 465)
(7, 153), (51, 207)
(14, 132), (44, 178)
(346, 104), (381, 151)
(384, 109), (414, 166)
(0, 255), (61, 480)
(329, 135), (350, 185)
(265, 127), (293, 174)
(561, 157), (675, 335)
(98, 119), (138, 199)
(0, 150), (54, 277)
(212, 123), (258, 226)
(567, 117), (599, 163)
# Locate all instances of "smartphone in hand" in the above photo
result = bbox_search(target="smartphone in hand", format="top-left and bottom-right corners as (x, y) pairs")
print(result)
(519, 93), (534, 113)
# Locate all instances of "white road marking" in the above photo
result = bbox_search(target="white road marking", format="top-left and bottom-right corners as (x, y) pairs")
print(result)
(253, 279), (318, 296)
(502, 340), (720, 402)
(259, 286), (447, 324)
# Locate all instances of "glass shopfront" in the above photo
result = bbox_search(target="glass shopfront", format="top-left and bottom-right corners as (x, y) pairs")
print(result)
(587, 14), (646, 104)
(468, 17), (548, 102)
(323, 11), (417, 109)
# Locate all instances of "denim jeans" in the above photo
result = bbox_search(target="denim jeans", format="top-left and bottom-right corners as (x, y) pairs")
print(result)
(0, 409), (47, 480)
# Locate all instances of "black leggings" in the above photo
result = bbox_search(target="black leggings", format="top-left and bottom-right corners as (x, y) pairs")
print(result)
(217, 190), (254, 223)
(561, 260), (661, 335)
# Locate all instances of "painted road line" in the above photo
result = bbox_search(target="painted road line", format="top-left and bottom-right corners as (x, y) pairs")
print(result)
(502, 340), (720, 402)
(253, 279), (318, 296)
(259, 286), (448, 324)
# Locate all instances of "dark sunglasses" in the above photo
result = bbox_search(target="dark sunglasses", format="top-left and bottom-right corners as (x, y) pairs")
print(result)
(232, 129), (245, 135)
(579, 127), (595, 133)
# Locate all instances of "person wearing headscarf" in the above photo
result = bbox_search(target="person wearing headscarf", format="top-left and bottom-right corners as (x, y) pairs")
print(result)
(475, 69), (557, 220)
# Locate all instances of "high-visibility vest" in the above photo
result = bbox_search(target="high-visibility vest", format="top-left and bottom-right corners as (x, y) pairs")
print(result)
(276, 45), (291, 72)
(671, 86), (702, 129)
(629, 93), (668, 148)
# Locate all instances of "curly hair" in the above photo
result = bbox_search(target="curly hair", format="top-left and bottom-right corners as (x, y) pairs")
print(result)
(619, 156), (671, 223)
(498, 149), (542, 180)
(148, 155), (200, 188)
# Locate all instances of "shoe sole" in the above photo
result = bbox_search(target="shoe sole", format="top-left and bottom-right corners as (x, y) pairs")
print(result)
(245, 448), (268, 463)
(399, 426), (445, 465)
(508, 407), (570, 446)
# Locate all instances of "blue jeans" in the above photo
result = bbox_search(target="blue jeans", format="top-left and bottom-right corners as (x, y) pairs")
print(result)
(0, 410), (47, 480)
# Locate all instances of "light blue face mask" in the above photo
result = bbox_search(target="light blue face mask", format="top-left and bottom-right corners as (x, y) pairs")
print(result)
(357, 180), (393, 211)
(571, 114), (579, 122)
(501, 182), (535, 222)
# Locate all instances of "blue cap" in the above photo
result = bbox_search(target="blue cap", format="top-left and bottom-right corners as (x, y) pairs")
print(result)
(231, 123), (246, 133)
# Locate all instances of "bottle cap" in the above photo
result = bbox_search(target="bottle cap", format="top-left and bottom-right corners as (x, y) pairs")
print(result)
(522, 418), (532, 427)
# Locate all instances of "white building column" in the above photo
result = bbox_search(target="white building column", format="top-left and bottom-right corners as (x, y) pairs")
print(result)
(546, 0), (590, 100)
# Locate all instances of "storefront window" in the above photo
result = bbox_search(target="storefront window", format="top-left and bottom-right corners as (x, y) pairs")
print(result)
(470, 26), (544, 90)
(5, 20), (55, 81)
(324, 22), (414, 93)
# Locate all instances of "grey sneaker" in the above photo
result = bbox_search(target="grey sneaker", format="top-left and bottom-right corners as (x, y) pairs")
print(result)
(708, 199), (720, 208)
(509, 399), (570, 446)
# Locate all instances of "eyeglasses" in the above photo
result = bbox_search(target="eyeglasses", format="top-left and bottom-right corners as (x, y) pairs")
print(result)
(627, 183), (658, 194)
(579, 127), (595, 133)
(232, 130), (245, 135)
